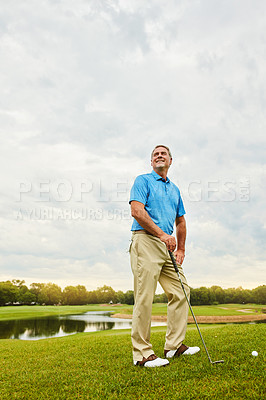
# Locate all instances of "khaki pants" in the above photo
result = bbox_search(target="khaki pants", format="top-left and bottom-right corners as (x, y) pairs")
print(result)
(130, 231), (190, 361)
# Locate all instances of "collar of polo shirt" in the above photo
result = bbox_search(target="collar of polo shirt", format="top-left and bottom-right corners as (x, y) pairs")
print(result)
(151, 169), (170, 183)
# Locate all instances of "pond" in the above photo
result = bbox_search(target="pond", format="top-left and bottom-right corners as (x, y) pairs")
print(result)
(0, 311), (166, 340)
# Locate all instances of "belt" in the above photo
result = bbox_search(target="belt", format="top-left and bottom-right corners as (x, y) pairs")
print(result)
(132, 230), (154, 236)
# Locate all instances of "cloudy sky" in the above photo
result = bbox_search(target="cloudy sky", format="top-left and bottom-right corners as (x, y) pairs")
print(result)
(0, 0), (265, 293)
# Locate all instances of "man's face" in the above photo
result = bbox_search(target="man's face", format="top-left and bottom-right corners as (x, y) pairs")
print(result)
(151, 146), (172, 171)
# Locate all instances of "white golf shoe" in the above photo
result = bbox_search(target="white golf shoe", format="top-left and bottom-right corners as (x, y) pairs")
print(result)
(182, 346), (200, 356)
(134, 354), (169, 367)
(165, 344), (200, 358)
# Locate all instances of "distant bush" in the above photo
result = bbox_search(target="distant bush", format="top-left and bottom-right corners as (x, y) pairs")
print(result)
(0, 280), (265, 306)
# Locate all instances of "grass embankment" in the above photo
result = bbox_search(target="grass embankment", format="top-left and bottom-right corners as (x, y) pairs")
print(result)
(0, 305), (99, 321)
(0, 324), (264, 399)
(0, 303), (265, 321)
(150, 303), (266, 316)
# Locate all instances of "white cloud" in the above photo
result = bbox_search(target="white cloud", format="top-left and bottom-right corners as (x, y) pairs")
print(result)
(0, 0), (265, 291)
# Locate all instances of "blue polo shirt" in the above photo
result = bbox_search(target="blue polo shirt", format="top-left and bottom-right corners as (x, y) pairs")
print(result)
(129, 170), (185, 235)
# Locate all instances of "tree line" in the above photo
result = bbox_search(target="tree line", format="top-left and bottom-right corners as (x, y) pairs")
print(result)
(0, 280), (265, 306)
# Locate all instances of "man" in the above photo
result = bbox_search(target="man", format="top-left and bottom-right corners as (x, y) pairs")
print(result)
(129, 145), (200, 367)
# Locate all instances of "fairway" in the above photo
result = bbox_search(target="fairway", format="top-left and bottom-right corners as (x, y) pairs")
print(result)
(0, 324), (264, 399)
(0, 303), (265, 321)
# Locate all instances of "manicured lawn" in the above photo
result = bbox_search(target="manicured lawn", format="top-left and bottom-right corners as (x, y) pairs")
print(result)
(0, 305), (103, 321)
(0, 324), (264, 399)
(152, 303), (265, 316)
(188, 303), (265, 316)
(0, 303), (264, 321)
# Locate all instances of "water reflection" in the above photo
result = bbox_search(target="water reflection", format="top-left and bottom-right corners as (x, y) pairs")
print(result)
(0, 312), (166, 340)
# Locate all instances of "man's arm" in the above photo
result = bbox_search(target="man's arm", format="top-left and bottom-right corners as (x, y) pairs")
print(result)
(130, 201), (176, 252)
(174, 215), (186, 265)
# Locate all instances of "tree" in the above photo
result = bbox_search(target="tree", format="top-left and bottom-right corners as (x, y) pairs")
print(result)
(19, 290), (36, 304)
(224, 288), (236, 304)
(200, 287), (212, 305)
(87, 290), (98, 304)
(75, 285), (88, 304)
(1, 280), (265, 307)
(115, 290), (125, 304)
(95, 286), (117, 304)
(190, 287), (213, 305)
(38, 283), (62, 305)
(12, 279), (25, 288)
(62, 286), (78, 305)
(17, 284), (36, 304)
(124, 290), (134, 305)
(30, 283), (45, 304)
(251, 285), (266, 304)
(210, 286), (225, 304)
(62, 285), (88, 305)
(0, 281), (18, 305)
(153, 293), (168, 303)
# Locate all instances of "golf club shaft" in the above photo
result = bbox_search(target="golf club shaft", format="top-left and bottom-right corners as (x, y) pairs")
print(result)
(168, 251), (213, 363)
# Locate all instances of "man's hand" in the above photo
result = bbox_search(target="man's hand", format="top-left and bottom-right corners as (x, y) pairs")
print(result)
(174, 249), (185, 265)
(159, 233), (176, 252)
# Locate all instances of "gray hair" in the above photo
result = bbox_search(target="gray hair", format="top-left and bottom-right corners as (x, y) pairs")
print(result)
(151, 145), (172, 159)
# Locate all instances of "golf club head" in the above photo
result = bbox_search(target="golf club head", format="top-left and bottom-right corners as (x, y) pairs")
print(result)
(211, 360), (224, 364)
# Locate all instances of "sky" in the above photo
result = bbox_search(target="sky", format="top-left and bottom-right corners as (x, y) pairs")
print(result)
(0, 0), (265, 293)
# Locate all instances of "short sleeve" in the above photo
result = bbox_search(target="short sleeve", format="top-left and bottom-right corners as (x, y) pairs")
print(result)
(129, 175), (148, 205)
(176, 194), (186, 217)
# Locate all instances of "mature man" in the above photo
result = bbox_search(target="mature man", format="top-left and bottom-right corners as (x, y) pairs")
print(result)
(129, 145), (200, 367)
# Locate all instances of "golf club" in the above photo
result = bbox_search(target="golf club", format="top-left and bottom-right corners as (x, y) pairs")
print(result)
(168, 250), (224, 365)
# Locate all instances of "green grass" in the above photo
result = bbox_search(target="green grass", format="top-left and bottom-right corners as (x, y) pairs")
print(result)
(0, 303), (264, 321)
(0, 305), (99, 321)
(0, 324), (264, 399)
(152, 303), (266, 316)
(189, 303), (265, 317)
